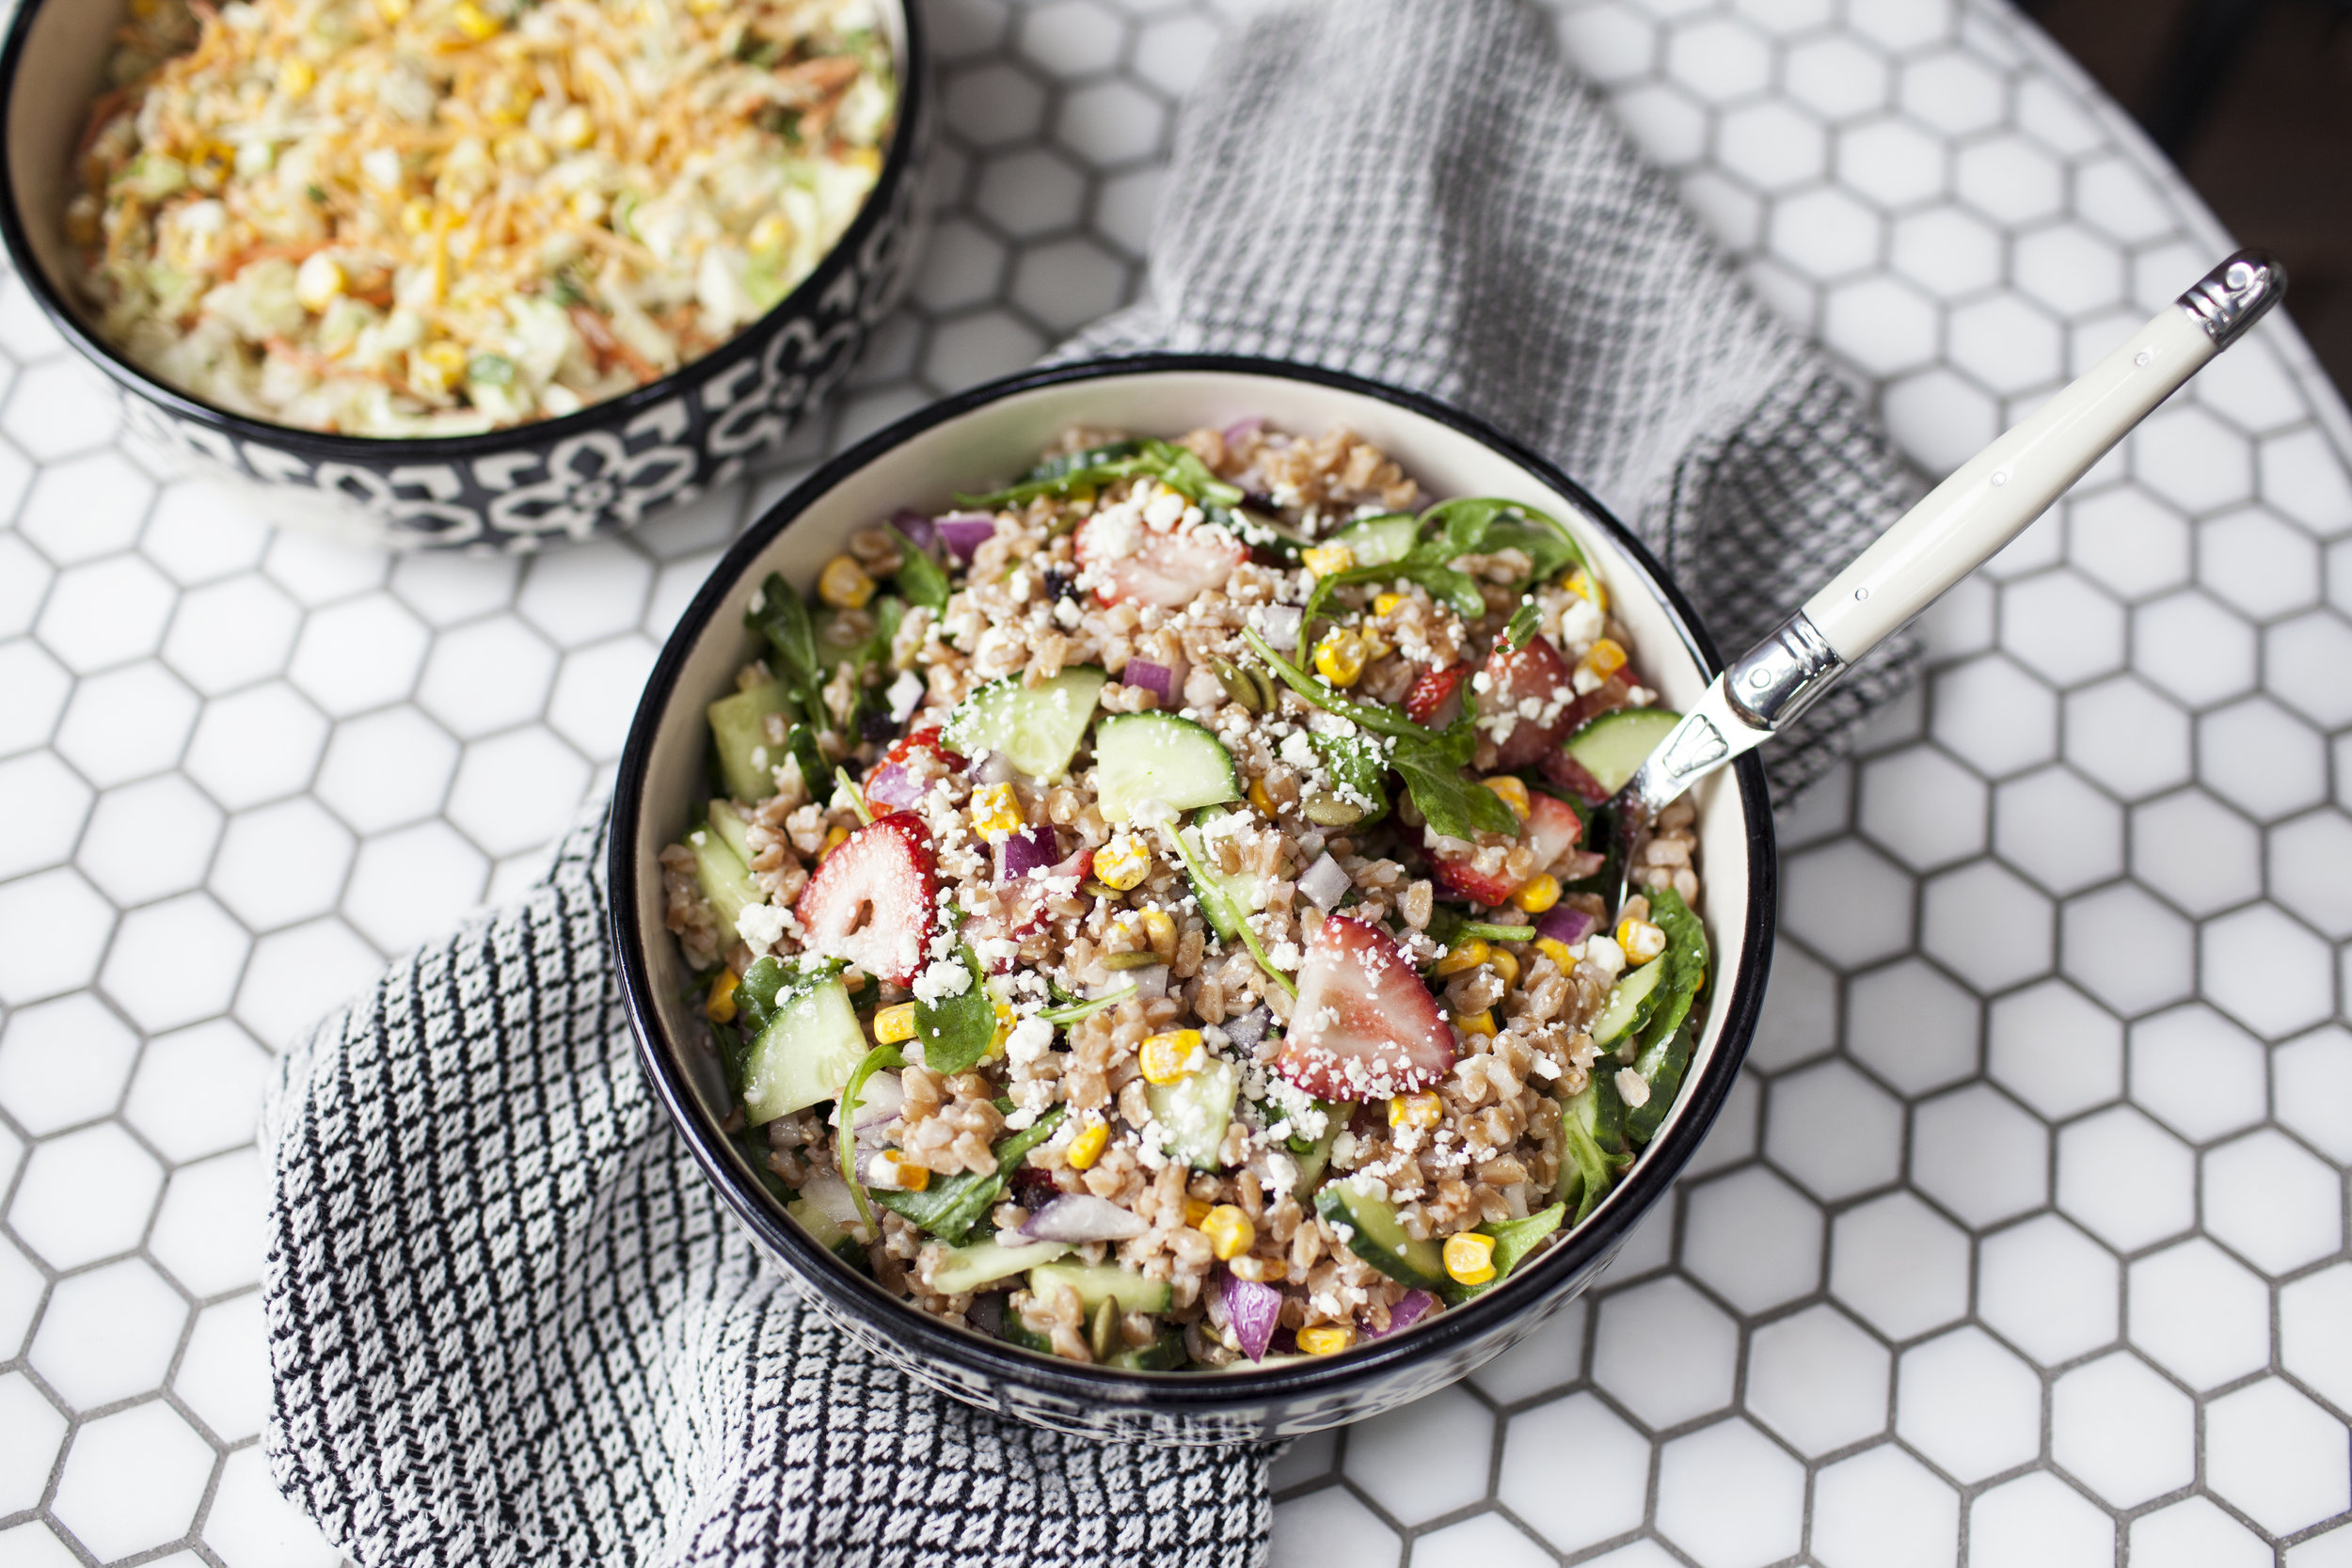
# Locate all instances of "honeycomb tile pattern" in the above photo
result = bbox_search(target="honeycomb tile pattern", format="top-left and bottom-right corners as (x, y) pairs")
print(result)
(0, 0), (2347, 1562)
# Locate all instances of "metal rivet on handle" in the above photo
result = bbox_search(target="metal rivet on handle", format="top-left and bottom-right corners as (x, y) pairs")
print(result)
(1991, 471), (2008, 487)
(2136, 349), (2153, 367)
(1855, 587), (1869, 600)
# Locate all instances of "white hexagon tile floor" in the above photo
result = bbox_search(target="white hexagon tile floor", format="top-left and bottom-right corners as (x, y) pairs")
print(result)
(0, 0), (2347, 1562)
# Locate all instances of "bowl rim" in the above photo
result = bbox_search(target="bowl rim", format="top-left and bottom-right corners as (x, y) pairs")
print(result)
(0, 0), (928, 458)
(608, 353), (1777, 1410)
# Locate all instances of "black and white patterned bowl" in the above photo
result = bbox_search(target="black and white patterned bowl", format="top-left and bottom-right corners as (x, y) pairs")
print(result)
(609, 357), (1778, 1443)
(0, 0), (929, 553)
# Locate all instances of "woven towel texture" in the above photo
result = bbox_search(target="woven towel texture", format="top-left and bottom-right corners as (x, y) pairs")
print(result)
(261, 3), (1920, 1564)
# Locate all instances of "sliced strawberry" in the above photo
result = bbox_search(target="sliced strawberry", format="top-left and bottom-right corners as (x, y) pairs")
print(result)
(1541, 749), (1613, 805)
(1276, 914), (1455, 1100)
(1477, 635), (1581, 768)
(1074, 510), (1246, 608)
(1521, 790), (1585, 874)
(791, 812), (939, 986)
(884, 728), (965, 771)
(1431, 858), (1517, 907)
(1405, 663), (1470, 728)
(1559, 674), (1633, 737)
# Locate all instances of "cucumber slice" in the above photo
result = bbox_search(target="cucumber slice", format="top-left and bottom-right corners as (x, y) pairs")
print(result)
(1103, 1332), (1188, 1370)
(687, 822), (762, 947)
(1315, 1180), (1447, 1291)
(1027, 1260), (1175, 1316)
(943, 666), (1110, 780)
(1173, 810), (1266, 942)
(1287, 1123), (1337, 1199)
(707, 680), (798, 802)
(786, 1196), (867, 1266)
(1590, 958), (1667, 1047)
(1093, 712), (1243, 824)
(1561, 706), (1684, 796)
(1146, 1057), (1239, 1169)
(929, 1236), (1073, 1296)
(741, 977), (868, 1124)
(1327, 512), (1420, 566)
(707, 799), (756, 865)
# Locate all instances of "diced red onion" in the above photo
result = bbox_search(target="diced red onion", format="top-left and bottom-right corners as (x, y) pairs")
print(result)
(1536, 906), (1598, 946)
(1127, 965), (1170, 1001)
(1123, 660), (1174, 703)
(934, 513), (997, 561)
(998, 825), (1059, 881)
(1219, 1270), (1284, 1362)
(1220, 1007), (1272, 1050)
(1221, 416), (1263, 447)
(976, 750), (1016, 786)
(865, 763), (924, 810)
(1562, 850), (1608, 881)
(836, 1070), (902, 1132)
(1363, 1290), (1436, 1339)
(1013, 1194), (1149, 1244)
(890, 508), (937, 555)
(1298, 852), (1352, 911)
(1257, 605), (1302, 652)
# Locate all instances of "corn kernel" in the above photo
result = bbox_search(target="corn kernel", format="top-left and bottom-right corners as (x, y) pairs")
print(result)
(1248, 777), (1278, 817)
(294, 253), (344, 313)
(871, 1151), (929, 1192)
(1443, 1231), (1498, 1286)
(1564, 566), (1608, 613)
(706, 968), (739, 1024)
(1579, 637), (1628, 682)
(819, 824), (850, 861)
(1065, 1119), (1109, 1171)
(968, 781), (1024, 842)
(1482, 776), (1532, 820)
(401, 197), (433, 235)
(278, 57), (316, 97)
(452, 0), (501, 39)
(1431, 939), (1489, 977)
(1301, 544), (1355, 578)
(1457, 1009), (1497, 1037)
(1389, 1091), (1443, 1131)
(1373, 593), (1406, 616)
(552, 103), (596, 151)
(1184, 1196), (1213, 1227)
(818, 555), (875, 610)
(873, 1002), (916, 1044)
(749, 210), (792, 254)
(1536, 937), (1576, 970)
(1488, 948), (1520, 988)
(1091, 834), (1151, 891)
(1139, 908), (1177, 959)
(1202, 1205), (1256, 1261)
(1312, 628), (1368, 688)
(1140, 1029), (1201, 1085)
(1296, 1325), (1356, 1356)
(1618, 917), (1667, 964)
(992, 1002), (1015, 1056)
(376, 0), (409, 19)
(1512, 875), (1563, 914)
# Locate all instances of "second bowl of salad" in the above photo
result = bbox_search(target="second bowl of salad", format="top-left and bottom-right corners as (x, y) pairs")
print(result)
(610, 356), (1775, 1442)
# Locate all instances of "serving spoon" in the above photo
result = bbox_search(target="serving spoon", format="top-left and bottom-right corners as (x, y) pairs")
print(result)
(1609, 248), (2287, 913)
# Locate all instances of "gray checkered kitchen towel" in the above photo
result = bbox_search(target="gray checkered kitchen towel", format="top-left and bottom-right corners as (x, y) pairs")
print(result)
(259, 3), (1918, 1565)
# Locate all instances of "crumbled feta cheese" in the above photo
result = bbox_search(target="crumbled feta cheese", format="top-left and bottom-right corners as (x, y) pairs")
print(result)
(735, 902), (790, 956)
(1615, 1067), (1652, 1109)
(912, 958), (973, 1004)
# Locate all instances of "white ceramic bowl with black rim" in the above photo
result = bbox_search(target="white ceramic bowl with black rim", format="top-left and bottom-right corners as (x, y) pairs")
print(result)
(609, 356), (1776, 1443)
(0, 0), (930, 553)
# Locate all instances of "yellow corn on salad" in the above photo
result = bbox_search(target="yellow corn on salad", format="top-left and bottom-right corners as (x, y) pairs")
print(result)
(70, 0), (896, 436)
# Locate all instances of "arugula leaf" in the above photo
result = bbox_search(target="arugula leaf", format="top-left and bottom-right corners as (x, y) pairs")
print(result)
(1502, 598), (1540, 654)
(1304, 557), (1485, 626)
(1442, 1201), (1570, 1303)
(1460, 921), (1536, 942)
(834, 766), (874, 826)
(915, 945), (997, 1075)
(1037, 984), (1136, 1025)
(955, 438), (1243, 511)
(747, 572), (829, 731)
(1021, 438), (1144, 483)
(1239, 627), (1429, 742)
(1486, 516), (1584, 585)
(1625, 885), (1709, 1146)
(1307, 733), (1391, 828)
(886, 525), (952, 613)
(1302, 498), (1580, 627)
(1167, 821), (1299, 997)
(874, 1105), (1069, 1243)
(838, 1042), (905, 1235)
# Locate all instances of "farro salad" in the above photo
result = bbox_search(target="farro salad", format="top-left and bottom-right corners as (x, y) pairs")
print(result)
(661, 422), (1709, 1370)
(69, 0), (894, 436)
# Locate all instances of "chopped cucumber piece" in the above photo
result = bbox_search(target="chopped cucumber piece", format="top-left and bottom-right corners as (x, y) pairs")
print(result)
(1028, 1260), (1175, 1316)
(929, 1236), (1073, 1296)
(944, 666), (1110, 780)
(1315, 1180), (1447, 1291)
(1146, 1057), (1239, 1169)
(707, 680), (799, 802)
(688, 821), (762, 947)
(1173, 809), (1267, 942)
(1590, 958), (1666, 1047)
(1560, 706), (1683, 796)
(741, 977), (867, 1125)
(1103, 1332), (1188, 1370)
(1287, 1121), (1338, 1199)
(786, 1196), (866, 1267)
(707, 798), (755, 865)
(1093, 712), (1243, 824)
(1559, 1073), (1629, 1223)
(1326, 512), (1420, 566)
